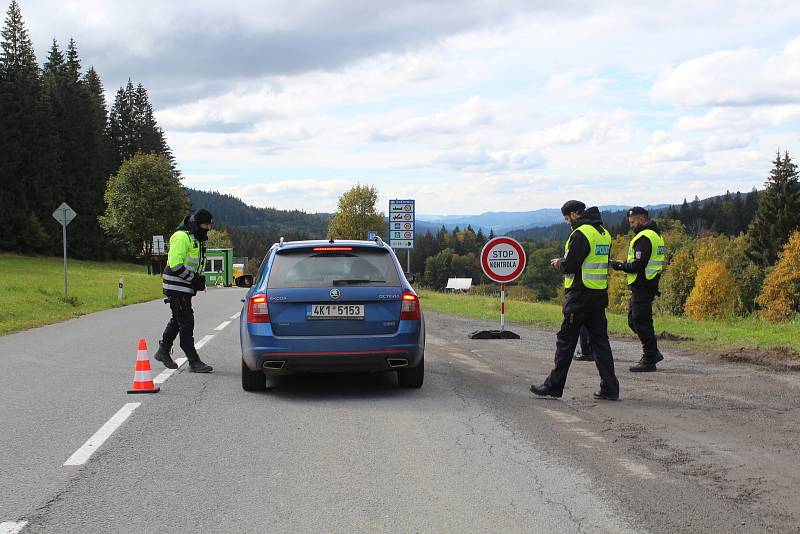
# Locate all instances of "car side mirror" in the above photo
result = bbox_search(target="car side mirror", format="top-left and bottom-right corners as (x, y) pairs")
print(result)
(235, 274), (254, 288)
(405, 273), (416, 283)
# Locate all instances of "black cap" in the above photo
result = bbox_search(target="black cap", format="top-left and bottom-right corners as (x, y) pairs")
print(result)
(193, 208), (214, 225)
(561, 200), (586, 216)
(627, 206), (648, 217)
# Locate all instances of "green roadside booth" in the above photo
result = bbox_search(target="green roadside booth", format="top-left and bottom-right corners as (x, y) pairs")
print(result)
(205, 248), (234, 287)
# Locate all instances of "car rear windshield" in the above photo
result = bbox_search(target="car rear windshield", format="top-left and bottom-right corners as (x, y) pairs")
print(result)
(267, 247), (402, 288)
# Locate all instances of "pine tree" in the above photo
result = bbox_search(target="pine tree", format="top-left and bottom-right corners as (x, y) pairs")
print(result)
(42, 37), (110, 259)
(746, 151), (800, 266)
(108, 79), (174, 172)
(0, 0), (58, 252)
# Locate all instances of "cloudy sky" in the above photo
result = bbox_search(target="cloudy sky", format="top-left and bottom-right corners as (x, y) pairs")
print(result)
(20, 0), (800, 214)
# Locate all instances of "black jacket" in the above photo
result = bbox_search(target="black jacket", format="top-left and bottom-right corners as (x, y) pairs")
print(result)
(618, 220), (661, 298)
(555, 207), (610, 314)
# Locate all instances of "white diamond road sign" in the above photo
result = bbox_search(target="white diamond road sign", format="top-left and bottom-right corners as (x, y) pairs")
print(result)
(52, 202), (76, 227)
(389, 199), (414, 249)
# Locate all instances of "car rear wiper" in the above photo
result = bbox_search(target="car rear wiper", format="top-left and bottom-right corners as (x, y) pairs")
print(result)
(332, 279), (386, 285)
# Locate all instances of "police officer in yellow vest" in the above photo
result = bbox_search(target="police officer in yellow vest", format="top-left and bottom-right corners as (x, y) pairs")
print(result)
(531, 201), (620, 400)
(153, 209), (214, 373)
(611, 206), (665, 372)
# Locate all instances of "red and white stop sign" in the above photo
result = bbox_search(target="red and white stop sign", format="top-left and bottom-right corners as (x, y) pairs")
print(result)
(480, 237), (527, 283)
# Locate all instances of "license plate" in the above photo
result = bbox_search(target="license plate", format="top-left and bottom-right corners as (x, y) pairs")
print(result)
(308, 304), (364, 320)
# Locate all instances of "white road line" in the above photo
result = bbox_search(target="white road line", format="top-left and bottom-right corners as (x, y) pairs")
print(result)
(540, 408), (583, 424)
(214, 320), (231, 331)
(153, 357), (188, 385)
(0, 521), (28, 534)
(64, 403), (140, 466)
(618, 458), (657, 480)
(195, 335), (214, 350)
(570, 428), (608, 443)
(230, 311), (241, 319)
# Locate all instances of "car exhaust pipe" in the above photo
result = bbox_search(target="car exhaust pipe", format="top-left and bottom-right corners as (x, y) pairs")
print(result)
(387, 358), (409, 368)
(263, 360), (286, 370)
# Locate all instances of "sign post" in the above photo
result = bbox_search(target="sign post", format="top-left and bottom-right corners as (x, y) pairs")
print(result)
(52, 202), (77, 299)
(470, 236), (527, 339)
(388, 199), (415, 273)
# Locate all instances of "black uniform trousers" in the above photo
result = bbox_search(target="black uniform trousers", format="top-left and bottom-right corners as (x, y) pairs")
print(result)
(628, 292), (658, 360)
(544, 308), (619, 397)
(161, 295), (200, 361)
(578, 325), (592, 356)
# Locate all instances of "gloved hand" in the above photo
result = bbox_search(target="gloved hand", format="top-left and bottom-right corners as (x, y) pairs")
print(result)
(610, 260), (624, 271)
(193, 274), (206, 291)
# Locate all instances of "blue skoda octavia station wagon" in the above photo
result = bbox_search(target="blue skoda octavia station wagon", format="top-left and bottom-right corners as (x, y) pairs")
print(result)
(239, 239), (425, 391)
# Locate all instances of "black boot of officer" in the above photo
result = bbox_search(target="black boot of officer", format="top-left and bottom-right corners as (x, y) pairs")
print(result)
(154, 341), (178, 369)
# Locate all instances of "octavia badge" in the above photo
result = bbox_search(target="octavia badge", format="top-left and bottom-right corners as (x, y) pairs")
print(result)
(330, 288), (341, 299)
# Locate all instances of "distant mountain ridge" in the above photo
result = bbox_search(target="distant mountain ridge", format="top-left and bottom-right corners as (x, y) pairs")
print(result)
(417, 205), (668, 233)
(186, 188), (330, 236)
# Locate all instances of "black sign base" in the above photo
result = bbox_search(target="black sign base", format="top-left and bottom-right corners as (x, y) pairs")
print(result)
(469, 329), (520, 340)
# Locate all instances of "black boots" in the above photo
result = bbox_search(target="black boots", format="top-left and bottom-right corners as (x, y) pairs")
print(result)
(530, 383), (562, 398)
(593, 390), (619, 401)
(154, 342), (178, 369)
(188, 359), (213, 373)
(155, 342), (212, 373)
(629, 350), (664, 372)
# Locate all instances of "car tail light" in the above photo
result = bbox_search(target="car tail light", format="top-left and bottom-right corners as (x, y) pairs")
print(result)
(247, 293), (270, 323)
(400, 291), (421, 320)
(312, 247), (353, 252)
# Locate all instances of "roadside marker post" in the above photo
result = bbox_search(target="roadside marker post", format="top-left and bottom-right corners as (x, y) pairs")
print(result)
(118, 278), (124, 303)
(470, 236), (527, 340)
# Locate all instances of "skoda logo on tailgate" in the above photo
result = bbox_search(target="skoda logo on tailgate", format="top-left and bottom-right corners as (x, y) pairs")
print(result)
(329, 289), (341, 299)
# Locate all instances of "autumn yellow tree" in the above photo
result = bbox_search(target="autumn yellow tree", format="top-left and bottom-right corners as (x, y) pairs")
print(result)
(606, 233), (631, 313)
(684, 260), (739, 320)
(656, 248), (696, 315)
(756, 230), (800, 321)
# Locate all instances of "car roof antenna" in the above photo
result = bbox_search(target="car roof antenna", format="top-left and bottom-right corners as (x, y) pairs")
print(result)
(279, 236), (284, 247)
(328, 236), (334, 244)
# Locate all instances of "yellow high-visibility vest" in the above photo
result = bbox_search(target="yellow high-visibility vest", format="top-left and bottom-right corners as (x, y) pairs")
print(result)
(564, 224), (611, 290)
(627, 229), (665, 285)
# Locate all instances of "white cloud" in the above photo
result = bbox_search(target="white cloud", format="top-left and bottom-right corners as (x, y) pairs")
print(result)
(432, 147), (546, 173)
(642, 140), (702, 164)
(525, 110), (633, 148)
(653, 36), (800, 107)
(676, 105), (800, 131)
(544, 69), (613, 100)
(704, 134), (753, 151)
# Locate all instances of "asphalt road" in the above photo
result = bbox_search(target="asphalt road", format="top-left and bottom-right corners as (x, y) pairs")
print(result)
(1, 289), (799, 533)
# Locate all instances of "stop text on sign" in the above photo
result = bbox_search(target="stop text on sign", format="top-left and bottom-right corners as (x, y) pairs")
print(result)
(480, 236), (527, 283)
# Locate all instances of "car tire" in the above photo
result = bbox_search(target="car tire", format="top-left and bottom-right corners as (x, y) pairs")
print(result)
(397, 355), (424, 388)
(242, 359), (266, 391)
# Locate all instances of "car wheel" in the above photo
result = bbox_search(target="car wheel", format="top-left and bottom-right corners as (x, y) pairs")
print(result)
(242, 359), (266, 391)
(397, 355), (424, 388)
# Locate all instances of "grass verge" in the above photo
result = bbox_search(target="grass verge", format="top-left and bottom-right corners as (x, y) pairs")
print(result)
(418, 289), (800, 355)
(1, 253), (163, 336)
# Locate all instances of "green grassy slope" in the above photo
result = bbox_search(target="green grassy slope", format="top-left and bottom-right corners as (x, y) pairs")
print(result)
(0, 253), (163, 336)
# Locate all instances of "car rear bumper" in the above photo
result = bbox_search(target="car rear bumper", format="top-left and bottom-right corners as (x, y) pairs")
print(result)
(241, 320), (425, 375)
(255, 349), (421, 375)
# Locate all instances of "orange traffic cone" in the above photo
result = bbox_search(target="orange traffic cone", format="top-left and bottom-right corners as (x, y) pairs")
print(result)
(127, 339), (160, 394)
